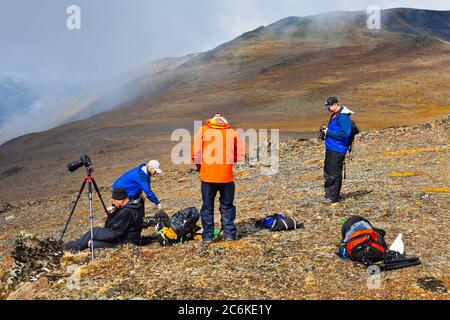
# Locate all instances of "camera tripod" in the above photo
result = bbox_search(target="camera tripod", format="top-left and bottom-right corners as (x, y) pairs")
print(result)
(60, 166), (108, 261)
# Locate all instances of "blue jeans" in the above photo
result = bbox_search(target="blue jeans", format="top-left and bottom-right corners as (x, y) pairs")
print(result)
(201, 182), (237, 240)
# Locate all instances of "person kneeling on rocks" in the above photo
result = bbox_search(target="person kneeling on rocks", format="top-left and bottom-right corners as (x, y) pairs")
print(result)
(64, 187), (144, 253)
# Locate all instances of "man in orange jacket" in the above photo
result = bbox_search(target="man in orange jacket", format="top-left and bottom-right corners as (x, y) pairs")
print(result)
(192, 113), (245, 243)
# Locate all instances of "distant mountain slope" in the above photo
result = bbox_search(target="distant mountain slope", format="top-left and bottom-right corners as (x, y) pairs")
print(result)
(0, 8), (449, 203)
(383, 8), (450, 41)
(0, 79), (39, 125)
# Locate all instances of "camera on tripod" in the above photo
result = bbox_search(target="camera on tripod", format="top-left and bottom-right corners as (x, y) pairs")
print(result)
(61, 154), (107, 261)
(67, 155), (92, 172)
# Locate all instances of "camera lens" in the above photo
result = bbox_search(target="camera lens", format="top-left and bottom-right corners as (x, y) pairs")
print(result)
(67, 160), (83, 172)
(67, 155), (92, 172)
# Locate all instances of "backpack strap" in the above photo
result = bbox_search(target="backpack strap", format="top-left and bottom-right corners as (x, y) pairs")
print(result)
(291, 217), (297, 230)
(288, 217), (301, 230)
(271, 219), (278, 229)
(279, 219), (289, 230)
(273, 214), (289, 230)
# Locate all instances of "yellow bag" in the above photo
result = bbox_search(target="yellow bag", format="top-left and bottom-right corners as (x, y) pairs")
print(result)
(161, 227), (177, 240)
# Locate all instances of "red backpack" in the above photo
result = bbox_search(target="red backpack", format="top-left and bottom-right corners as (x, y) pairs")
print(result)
(342, 216), (387, 265)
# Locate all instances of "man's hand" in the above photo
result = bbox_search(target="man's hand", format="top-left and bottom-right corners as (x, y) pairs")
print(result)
(157, 203), (163, 210)
(323, 127), (329, 137)
(106, 206), (116, 216)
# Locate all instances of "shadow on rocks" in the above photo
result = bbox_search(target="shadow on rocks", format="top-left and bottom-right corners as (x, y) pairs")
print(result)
(341, 189), (373, 200)
(236, 219), (261, 239)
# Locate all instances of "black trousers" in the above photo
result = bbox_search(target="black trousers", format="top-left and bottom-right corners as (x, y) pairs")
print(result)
(64, 228), (119, 253)
(324, 149), (346, 202)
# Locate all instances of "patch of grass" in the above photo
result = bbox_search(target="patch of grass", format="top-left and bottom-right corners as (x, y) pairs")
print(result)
(390, 171), (424, 177)
(210, 240), (246, 248)
(384, 147), (448, 157)
(304, 158), (323, 165)
(298, 173), (322, 181)
(421, 188), (450, 193)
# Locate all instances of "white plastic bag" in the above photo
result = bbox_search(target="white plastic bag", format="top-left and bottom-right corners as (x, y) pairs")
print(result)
(390, 233), (405, 254)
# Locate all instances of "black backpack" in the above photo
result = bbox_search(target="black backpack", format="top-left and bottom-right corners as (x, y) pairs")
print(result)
(255, 214), (305, 231)
(348, 120), (360, 153)
(156, 208), (200, 247)
(330, 111), (360, 179)
(329, 111), (360, 153)
(341, 216), (387, 265)
(170, 207), (200, 238)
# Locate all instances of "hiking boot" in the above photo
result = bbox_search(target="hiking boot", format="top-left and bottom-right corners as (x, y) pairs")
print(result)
(321, 198), (339, 205)
(202, 239), (213, 244)
(224, 235), (237, 242)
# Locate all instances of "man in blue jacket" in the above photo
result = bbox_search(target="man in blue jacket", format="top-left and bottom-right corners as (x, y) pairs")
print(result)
(321, 97), (354, 204)
(113, 160), (163, 211)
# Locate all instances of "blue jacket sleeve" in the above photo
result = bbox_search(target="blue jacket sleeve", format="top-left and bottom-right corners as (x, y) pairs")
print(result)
(327, 114), (352, 139)
(138, 173), (160, 205)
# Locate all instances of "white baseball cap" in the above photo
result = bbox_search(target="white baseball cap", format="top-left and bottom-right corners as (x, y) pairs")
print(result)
(148, 160), (162, 174)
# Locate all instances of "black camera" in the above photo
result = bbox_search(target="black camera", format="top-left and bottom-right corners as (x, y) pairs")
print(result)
(67, 155), (92, 172)
(319, 126), (326, 141)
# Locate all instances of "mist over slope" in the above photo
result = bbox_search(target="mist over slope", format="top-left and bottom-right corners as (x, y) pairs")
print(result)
(0, 8), (449, 203)
(0, 77), (87, 145)
(0, 56), (196, 145)
(0, 79), (40, 132)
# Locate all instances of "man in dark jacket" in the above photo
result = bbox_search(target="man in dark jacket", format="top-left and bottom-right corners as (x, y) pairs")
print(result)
(321, 97), (354, 204)
(64, 187), (144, 253)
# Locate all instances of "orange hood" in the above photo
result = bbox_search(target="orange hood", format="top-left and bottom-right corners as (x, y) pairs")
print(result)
(206, 118), (231, 130)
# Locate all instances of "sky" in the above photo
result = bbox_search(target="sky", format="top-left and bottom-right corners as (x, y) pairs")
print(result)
(1, 0), (449, 86)
(0, 0), (449, 143)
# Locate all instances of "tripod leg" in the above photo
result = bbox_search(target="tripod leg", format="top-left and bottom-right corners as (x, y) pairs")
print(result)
(60, 179), (87, 242)
(88, 180), (95, 261)
(91, 178), (108, 213)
